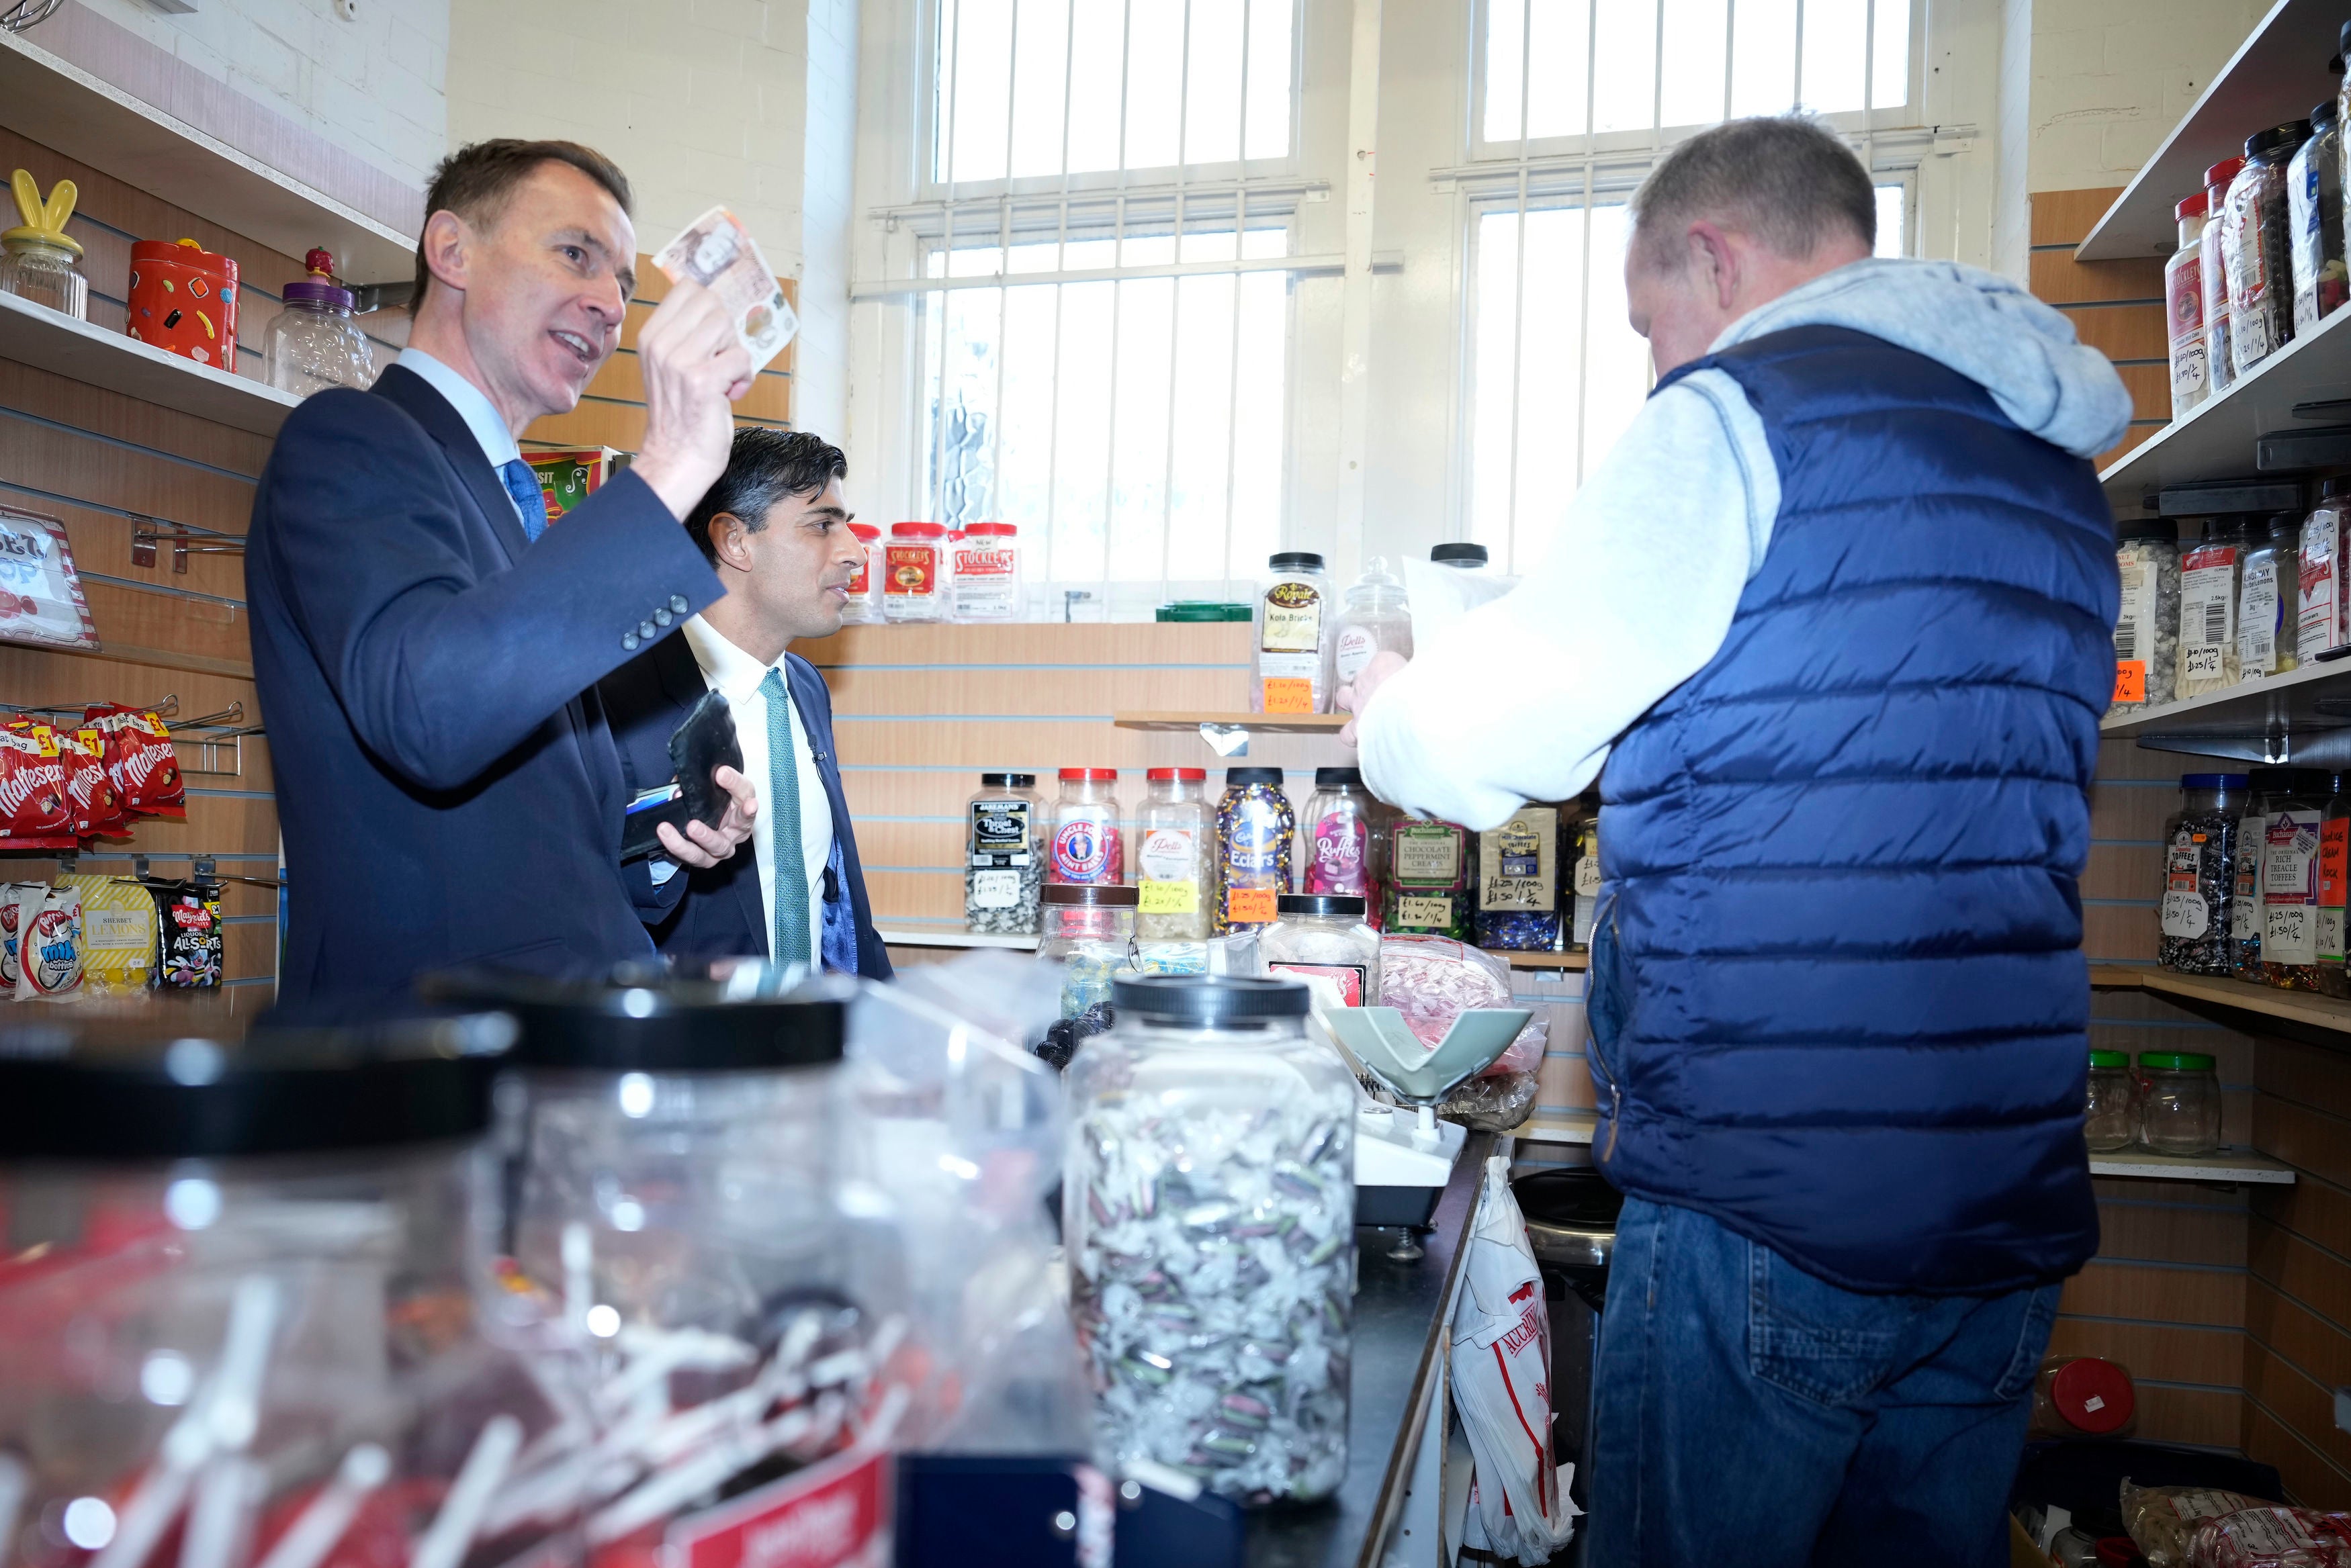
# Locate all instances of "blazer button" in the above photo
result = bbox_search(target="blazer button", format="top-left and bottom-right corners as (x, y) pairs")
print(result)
(654, 607), (674, 627)
(670, 594), (690, 614)
(638, 619), (658, 639)
(622, 631), (641, 651)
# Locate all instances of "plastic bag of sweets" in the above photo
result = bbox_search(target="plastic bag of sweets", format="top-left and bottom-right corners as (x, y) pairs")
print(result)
(62, 874), (155, 995)
(52, 725), (122, 838)
(0, 882), (36, 993)
(2189, 1508), (2351, 1568)
(15, 882), (83, 1001)
(2123, 1481), (2270, 1568)
(0, 723), (77, 850)
(84, 702), (185, 818)
(1379, 935), (1546, 1074)
(151, 877), (224, 988)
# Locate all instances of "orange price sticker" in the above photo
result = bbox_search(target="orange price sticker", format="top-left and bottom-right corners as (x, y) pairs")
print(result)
(2112, 660), (2146, 705)
(1261, 678), (1315, 714)
(1226, 886), (1278, 924)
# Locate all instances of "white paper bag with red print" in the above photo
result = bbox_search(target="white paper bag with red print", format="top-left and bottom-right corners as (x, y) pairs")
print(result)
(1451, 1155), (1579, 1565)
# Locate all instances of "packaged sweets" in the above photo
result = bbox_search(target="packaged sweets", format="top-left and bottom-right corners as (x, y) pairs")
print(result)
(1048, 767), (1124, 886)
(1382, 819), (1472, 939)
(1327, 557), (1412, 696)
(2265, 776), (2331, 990)
(2160, 773), (2246, 976)
(1137, 767), (1212, 940)
(83, 702), (185, 818)
(883, 520), (946, 622)
(965, 770), (1044, 934)
(1252, 552), (1331, 714)
(2178, 517), (2246, 698)
(1476, 805), (1560, 951)
(842, 521), (881, 622)
(53, 725), (121, 837)
(1378, 935), (1545, 1075)
(2324, 784), (2350, 997)
(15, 882), (82, 1001)
(1261, 892), (1380, 1005)
(62, 873), (155, 995)
(151, 877), (224, 988)
(2166, 193), (2211, 416)
(950, 521), (1019, 620)
(2113, 519), (2180, 712)
(2237, 512), (2301, 680)
(2122, 1480), (2268, 1568)
(2188, 1508), (2351, 1568)
(0, 882), (27, 991)
(1300, 766), (1374, 899)
(0, 723), (75, 849)
(2221, 122), (2310, 377)
(2202, 157), (2246, 396)
(2290, 98), (2346, 334)
(2301, 479), (2351, 660)
(1214, 768), (1294, 934)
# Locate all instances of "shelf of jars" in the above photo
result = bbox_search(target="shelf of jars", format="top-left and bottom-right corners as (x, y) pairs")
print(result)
(2075, 0), (2344, 262)
(875, 925), (1040, 952)
(2099, 653), (2351, 760)
(2087, 1147), (2297, 1183)
(0, 25), (418, 285)
(0, 287), (298, 434)
(2098, 294), (2351, 509)
(2093, 960), (2351, 1035)
(1502, 950), (1588, 970)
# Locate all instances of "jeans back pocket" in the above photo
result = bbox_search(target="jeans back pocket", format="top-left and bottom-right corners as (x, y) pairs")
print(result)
(1747, 1242), (1906, 1409)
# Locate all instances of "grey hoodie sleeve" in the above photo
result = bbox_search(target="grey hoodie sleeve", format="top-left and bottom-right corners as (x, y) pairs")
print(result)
(1354, 369), (1777, 829)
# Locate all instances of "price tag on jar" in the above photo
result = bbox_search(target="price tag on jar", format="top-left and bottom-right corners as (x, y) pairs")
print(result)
(2113, 661), (2147, 704)
(1261, 678), (1315, 715)
(1225, 886), (1278, 923)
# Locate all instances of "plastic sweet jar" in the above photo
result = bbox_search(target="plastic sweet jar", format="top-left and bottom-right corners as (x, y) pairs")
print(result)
(2165, 192), (2211, 417)
(1261, 892), (1381, 1006)
(1300, 766), (1374, 900)
(1, 170), (87, 320)
(2028, 1357), (2137, 1441)
(451, 970), (901, 1553)
(1568, 811), (1602, 952)
(883, 522), (947, 622)
(1327, 557), (1413, 700)
(2110, 517), (2179, 714)
(0, 1008), (577, 1568)
(2202, 156), (2247, 396)
(2159, 771), (2244, 976)
(1040, 882), (1140, 1023)
(2221, 122), (2310, 376)
(1048, 767), (1125, 885)
(950, 522), (1020, 620)
(966, 770), (1045, 935)
(263, 250), (376, 396)
(1253, 553), (1332, 715)
(1215, 768), (1296, 935)
(1063, 974), (1356, 1505)
(1136, 767), (1212, 941)
(127, 238), (240, 367)
(2084, 1049), (2139, 1152)
(841, 522), (883, 623)
(2262, 770), (2330, 990)
(2138, 1050), (2223, 1156)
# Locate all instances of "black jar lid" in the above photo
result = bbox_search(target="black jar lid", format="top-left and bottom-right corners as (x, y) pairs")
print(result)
(1225, 767), (1285, 786)
(1430, 543), (1489, 566)
(2246, 120), (2312, 160)
(2246, 766), (2334, 798)
(0, 1011), (513, 1162)
(1277, 893), (1367, 919)
(1268, 551), (1325, 573)
(421, 966), (848, 1072)
(1313, 766), (1363, 786)
(979, 772), (1036, 788)
(1042, 882), (1139, 908)
(2118, 515), (2176, 543)
(1112, 974), (1309, 1025)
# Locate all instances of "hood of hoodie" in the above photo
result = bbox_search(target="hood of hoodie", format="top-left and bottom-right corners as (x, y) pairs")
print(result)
(1711, 257), (2133, 461)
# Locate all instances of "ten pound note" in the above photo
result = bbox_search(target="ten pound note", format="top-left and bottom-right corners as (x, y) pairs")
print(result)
(653, 205), (799, 373)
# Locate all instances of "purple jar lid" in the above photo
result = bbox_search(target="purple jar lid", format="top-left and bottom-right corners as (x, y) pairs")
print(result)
(283, 277), (355, 310)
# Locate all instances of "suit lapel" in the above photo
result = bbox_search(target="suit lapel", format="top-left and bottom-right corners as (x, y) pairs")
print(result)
(370, 365), (535, 567)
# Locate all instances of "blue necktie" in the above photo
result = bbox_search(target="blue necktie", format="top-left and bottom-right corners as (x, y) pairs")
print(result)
(498, 459), (549, 542)
(760, 669), (811, 969)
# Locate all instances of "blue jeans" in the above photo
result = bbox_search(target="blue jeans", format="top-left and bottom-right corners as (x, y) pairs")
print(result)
(1583, 1197), (2059, 1567)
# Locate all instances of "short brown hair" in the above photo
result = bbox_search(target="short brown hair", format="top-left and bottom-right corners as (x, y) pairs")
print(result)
(1628, 116), (1875, 273)
(412, 139), (634, 307)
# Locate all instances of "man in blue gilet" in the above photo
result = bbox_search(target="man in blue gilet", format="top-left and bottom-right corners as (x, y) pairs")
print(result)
(1347, 117), (2130, 1564)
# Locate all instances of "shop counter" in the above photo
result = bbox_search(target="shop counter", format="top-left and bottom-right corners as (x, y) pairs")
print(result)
(1245, 1130), (1495, 1568)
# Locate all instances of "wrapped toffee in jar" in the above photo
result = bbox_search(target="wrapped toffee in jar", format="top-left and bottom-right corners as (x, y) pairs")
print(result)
(966, 771), (1045, 934)
(1214, 768), (1295, 934)
(1382, 818), (1471, 939)
(2262, 771), (2332, 990)
(2160, 772), (2244, 976)
(1476, 805), (1560, 951)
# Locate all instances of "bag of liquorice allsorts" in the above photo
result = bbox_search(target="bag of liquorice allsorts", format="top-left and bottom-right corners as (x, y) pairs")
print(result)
(150, 877), (224, 988)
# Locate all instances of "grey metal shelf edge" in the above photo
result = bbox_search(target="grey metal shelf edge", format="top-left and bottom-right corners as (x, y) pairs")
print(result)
(2102, 656), (2351, 763)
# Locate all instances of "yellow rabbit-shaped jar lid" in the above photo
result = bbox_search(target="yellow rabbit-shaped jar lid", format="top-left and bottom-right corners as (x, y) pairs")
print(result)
(5, 169), (84, 257)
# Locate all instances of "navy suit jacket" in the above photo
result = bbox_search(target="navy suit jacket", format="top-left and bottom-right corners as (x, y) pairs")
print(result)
(246, 364), (722, 1013)
(603, 631), (891, 978)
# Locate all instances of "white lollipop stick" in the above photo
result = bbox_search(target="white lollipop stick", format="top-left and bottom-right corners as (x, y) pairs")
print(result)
(410, 1416), (521, 1568)
(253, 1444), (390, 1568)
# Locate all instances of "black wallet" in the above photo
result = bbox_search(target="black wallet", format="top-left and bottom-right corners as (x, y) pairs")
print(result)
(620, 690), (746, 862)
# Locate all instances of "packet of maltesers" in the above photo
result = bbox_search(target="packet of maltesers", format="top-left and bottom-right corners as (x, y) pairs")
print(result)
(652, 205), (799, 373)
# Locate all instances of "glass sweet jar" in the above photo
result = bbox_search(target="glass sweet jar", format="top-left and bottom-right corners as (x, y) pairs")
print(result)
(1063, 974), (1356, 1505)
(1, 170), (87, 320)
(263, 249), (376, 396)
(0, 1008), (584, 1568)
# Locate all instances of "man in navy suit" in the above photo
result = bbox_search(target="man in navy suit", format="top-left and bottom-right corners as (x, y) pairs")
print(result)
(605, 429), (891, 978)
(248, 139), (763, 1012)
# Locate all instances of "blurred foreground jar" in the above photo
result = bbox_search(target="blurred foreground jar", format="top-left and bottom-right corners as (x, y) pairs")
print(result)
(0, 1008), (551, 1568)
(1064, 975), (1355, 1505)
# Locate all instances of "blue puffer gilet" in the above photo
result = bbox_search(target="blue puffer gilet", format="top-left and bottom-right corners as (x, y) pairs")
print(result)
(1589, 324), (2117, 1297)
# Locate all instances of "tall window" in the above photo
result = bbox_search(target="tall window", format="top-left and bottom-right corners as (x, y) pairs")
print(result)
(1465, 0), (1924, 570)
(910, 0), (1303, 604)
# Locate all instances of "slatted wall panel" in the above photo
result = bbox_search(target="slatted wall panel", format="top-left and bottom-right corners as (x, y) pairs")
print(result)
(2030, 186), (2169, 467)
(0, 124), (306, 1009)
(2245, 1033), (2351, 1506)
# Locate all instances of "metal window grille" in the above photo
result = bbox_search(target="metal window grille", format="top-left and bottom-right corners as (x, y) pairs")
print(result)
(1461, 0), (1926, 571)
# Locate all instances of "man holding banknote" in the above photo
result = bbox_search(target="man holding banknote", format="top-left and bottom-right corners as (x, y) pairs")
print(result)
(248, 138), (772, 1013)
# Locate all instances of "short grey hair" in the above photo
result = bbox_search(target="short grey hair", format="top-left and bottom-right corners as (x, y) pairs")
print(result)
(1626, 116), (1876, 272)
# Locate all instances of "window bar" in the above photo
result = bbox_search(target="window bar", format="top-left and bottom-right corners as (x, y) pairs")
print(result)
(1500, 0), (1534, 573)
(1861, 0), (1879, 230)
(1159, 0), (1195, 594)
(1722, 0), (1736, 122)
(1791, 0), (1804, 109)
(1043, 0), (1080, 590)
(1570, 0), (1600, 493)
(931, 0), (965, 527)
(986, 0), (1022, 534)
(1098, 0), (1137, 592)
(1220, 0), (1256, 586)
(1651, 0), (1666, 145)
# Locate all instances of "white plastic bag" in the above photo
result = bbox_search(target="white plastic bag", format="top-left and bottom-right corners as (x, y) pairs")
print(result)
(1451, 1154), (1579, 1563)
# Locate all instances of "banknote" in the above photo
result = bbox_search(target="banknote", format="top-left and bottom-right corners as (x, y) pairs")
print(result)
(652, 204), (799, 373)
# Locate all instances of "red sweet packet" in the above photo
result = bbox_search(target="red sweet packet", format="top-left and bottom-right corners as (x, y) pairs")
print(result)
(84, 704), (185, 819)
(0, 721), (77, 849)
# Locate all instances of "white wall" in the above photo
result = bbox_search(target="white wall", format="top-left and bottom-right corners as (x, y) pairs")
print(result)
(2023, 0), (2271, 195)
(69, 0), (447, 189)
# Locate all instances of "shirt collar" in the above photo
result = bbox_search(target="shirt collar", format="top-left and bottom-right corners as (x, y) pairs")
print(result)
(396, 347), (523, 471)
(680, 614), (789, 702)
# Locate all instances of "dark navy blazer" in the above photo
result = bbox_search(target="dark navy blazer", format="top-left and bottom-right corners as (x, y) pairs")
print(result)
(246, 364), (722, 1014)
(603, 631), (891, 978)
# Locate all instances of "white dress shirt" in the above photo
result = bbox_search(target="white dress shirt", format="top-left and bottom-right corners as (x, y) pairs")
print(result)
(677, 614), (833, 968)
(396, 347), (529, 523)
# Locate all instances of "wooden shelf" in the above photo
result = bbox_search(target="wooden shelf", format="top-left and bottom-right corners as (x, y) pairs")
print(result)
(2093, 962), (2351, 1033)
(2075, 0), (2344, 262)
(0, 26), (417, 284)
(0, 289), (298, 435)
(2088, 1148), (2297, 1184)
(2098, 653), (2351, 758)
(2097, 291), (2351, 508)
(875, 926), (1040, 951)
(1508, 1113), (1597, 1146)
(1114, 711), (1354, 734)
(1502, 950), (1588, 970)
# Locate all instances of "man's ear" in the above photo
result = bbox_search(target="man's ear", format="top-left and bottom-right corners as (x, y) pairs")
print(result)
(708, 512), (754, 573)
(419, 210), (473, 296)
(1686, 221), (1740, 312)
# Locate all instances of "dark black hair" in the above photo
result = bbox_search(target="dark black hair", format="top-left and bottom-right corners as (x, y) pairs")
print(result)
(1628, 115), (1877, 271)
(414, 139), (634, 308)
(687, 428), (850, 564)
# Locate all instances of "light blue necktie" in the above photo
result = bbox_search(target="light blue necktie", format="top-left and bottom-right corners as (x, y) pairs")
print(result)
(760, 669), (811, 968)
(498, 459), (549, 542)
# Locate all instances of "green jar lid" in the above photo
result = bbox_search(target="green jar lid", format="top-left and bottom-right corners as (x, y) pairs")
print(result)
(1157, 602), (1252, 622)
(2139, 1050), (2217, 1072)
(2088, 1049), (2131, 1068)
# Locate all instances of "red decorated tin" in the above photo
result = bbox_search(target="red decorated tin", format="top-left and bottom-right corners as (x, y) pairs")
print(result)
(126, 238), (238, 369)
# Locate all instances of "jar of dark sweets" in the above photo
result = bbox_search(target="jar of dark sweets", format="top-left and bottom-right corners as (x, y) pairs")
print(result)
(2160, 772), (2246, 975)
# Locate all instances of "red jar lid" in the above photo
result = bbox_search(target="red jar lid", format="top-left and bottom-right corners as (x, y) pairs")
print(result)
(2176, 191), (2209, 220)
(850, 523), (879, 541)
(1147, 767), (1206, 780)
(131, 238), (238, 280)
(2049, 1357), (2135, 1434)
(965, 521), (1018, 537)
(2094, 1538), (2137, 1568)
(1059, 768), (1118, 781)
(891, 521), (944, 538)
(2205, 156), (2247, 189)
